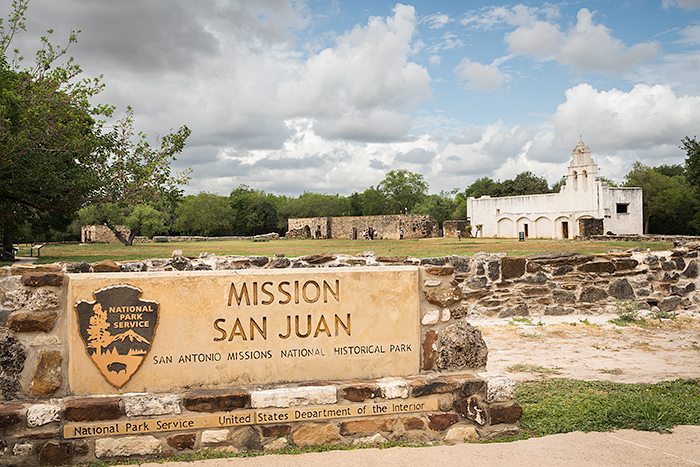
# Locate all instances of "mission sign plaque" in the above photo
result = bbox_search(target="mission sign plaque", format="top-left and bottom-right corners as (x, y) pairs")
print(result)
(67, 267), (420, 395)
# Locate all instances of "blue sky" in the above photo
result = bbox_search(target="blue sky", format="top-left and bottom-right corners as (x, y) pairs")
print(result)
(4, 0), (700, 196)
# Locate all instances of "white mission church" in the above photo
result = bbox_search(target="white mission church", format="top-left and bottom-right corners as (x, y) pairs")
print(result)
(467, 140), (643, 239)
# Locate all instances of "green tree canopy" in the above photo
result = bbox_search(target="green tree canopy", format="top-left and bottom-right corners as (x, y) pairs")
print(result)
(1, 1), (112, 258)
(175, 192), (234, 236)
(378, 169), (428, 214)
(624, 162), (696, 235)
(228, 185), (279, 235)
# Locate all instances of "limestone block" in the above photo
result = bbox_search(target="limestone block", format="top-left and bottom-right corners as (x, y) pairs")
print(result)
(377, 379), (409, 399)
(13, 442), (33, 456)
(201, 429), (230, 444)
(608, 278), (635, 300)
(578, 286), (609, 302)
(425, 287), (462, 307)
(91, 259), (122, 273)
(487, 261), (500, 281)
(37, 441), (74, 467)
(263, 436), (289, 452)
(7, 310), (58, 332)
(0, 330), (26, 400)
(427, 413), (458, 431)
(659, 296), (682, 312)
(441, 308), (451, 322)
(26, 403), (62, 427)
(123, 394), (181, 417)
(0, 403), (23, 428)
(401, 416), (425, 430)
(342, 384), (377, 402)
(0, 275), (21, 292)
(20, 272), (64, 288)
(490, 403), (523, 424)
(229, 426), (261, 451)
(501, 257), (526, 280)
(95, 436), (162, 457)
(250, 386), (337, 408)
(444, 424), (478, 442)
(352, 433), (388, 446)
(447, 255), (471, 272)
(261, 425), (291, 437)
(10, 264), (62, 275)
(465, 276), (488, 289)
(421, 309), (440, 325)
(292, 423), (339, 446)
(65, 262), (91, 273)
(31, 335), (60, 346)
(544, 305), (574, 316)
(481, 374), (515, 403)
(167, 433), (196, 450)
(340, 418), (395, 435)
(424, 265), (454, 276)
(411, 377), (461, 397)
(553, 288), (576, 304)
(65, 397), (122, 421)
(613, 259), (639, 271)
(682, 260), (699, 278)
(271, 256), (291, 268)
(29, 350), (62, 396)
(455, 396), (487, 425)
(182, 390), (250, 412)
(435, 321), (488, 370)
(421, 330), (438, 371)
(424, 280), (441, 287)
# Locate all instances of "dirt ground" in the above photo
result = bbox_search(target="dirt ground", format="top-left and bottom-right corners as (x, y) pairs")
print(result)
(475, 315), (700, 383)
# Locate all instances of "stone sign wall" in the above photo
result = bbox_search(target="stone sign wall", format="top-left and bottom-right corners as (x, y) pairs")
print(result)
(67, 268), (421, 395)
(4, 240), (700, 465)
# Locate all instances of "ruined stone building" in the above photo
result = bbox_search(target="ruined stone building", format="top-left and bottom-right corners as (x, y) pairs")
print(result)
(286, 214), (439, 239)
(81, 225), (130, 243)
(467, 140), (643, 239)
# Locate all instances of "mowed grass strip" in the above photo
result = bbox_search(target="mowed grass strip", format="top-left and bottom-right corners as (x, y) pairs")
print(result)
(17, 237), (673, 264)
(516, 378), (700, 437)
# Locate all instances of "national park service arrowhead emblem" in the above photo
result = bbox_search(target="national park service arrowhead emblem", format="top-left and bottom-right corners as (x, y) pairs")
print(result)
(75, 285), (159, 388)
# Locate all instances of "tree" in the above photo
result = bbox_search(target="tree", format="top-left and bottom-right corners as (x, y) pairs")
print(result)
(174, 192), (234, 236)
(1, 0), (112, 259)
(683, 136), (700, 190)
(624, 162), (696, 234)
(411, 191), (457, 226)
(495, 171), (550, 197)
(378, 169), (428, 214)
(359, 187), (389, 215)
(462, 177), (498, 199)
(228, 185), (280, 235)
(82, 108), (192, 245)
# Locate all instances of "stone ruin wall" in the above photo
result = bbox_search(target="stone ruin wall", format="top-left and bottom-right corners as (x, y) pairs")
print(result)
(2, 241), (700, 465)
(287, 214), (439, 240)
(443, 220), (471, 238)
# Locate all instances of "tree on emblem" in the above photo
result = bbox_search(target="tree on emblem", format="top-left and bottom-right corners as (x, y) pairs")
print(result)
(86, 303), (112, 355)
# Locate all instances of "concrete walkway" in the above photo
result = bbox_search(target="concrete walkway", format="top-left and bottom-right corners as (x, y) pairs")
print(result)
(120, 426), (700, 467)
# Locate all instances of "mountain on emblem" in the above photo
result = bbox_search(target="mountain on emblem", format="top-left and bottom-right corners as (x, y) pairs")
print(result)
(75, 285), (159, 388)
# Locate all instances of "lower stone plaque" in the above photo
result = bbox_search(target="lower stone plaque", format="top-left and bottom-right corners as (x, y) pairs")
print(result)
(63, 396), (440, 439)
(68, 267), (420, 395)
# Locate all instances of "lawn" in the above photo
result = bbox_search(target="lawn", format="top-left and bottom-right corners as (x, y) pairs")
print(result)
(9, 237), (674, 265)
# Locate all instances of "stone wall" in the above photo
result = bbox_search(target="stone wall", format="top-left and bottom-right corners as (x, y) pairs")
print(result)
(81, 225), (130, 244)
(287, 215), (438, 240)
(3, 240), (700, 465)
(578, 218), (604, 238)
(443, 220), (471, 238)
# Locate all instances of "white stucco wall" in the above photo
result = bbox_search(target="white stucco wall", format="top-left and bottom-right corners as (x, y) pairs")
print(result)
(466, 141), (643, 239)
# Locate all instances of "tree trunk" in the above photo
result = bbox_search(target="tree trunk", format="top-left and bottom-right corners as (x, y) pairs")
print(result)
(2, 226), (15, 261)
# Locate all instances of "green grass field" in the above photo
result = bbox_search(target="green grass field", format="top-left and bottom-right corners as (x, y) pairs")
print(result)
(8, 237), (673, 265)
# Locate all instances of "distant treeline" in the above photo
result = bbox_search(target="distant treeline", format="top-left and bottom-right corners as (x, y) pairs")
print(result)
(14, 137), (700, 242)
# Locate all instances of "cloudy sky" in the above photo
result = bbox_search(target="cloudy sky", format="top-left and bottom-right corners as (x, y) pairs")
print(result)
(4, 0), (700, 196)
